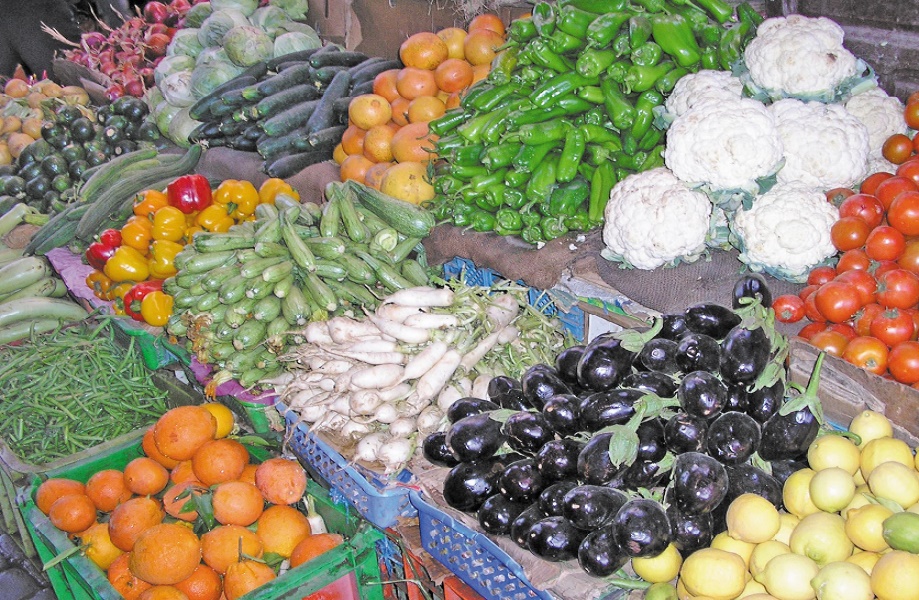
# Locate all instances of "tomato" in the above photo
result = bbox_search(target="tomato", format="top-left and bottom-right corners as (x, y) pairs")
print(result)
(869, 308), (915, 346)
(804, 291), (827, 323)
(799, 284), (820, 301)
(772, 294), (805, 323)
(872, 259), (901, 278)
(905, 102), (919, 130)
(808, 329), (849, 357)
(825, 187), (855, 207)
(806, 265), (837, 287)
(907, 307), (919, 340)
(896, 159), (919, 188)
(842, 336), (889, 376)
(831, 216), (871, 251)
(886, 190), (919, 236)
(853, 303), (884, 337)
(876, 268), (919, 308)
(834, 269), (878, 306)
(908, 93), (919, 106)
(882, 133), (915, 165)
(898, 238), (919, 276)
(797, 322), (828, 340)
(813, 281), (862, 323)
(913, 134), (919, 156)
(838, 193), (885, 229)
(865, 226), (906, 261)
(887, 340), (919, 384)
(836, 248), (872, 272)
(874, 176), (918, 210)
(860, 171), (894, 195)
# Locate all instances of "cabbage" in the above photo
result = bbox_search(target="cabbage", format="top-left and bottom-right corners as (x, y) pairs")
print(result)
(198, 9), (250, 47)
(154, 101), (183, 136)
(270, 0), (308, 20)
(190, 61), (243, 98)
(275, 20), (319, 38)
(196, 46), (231, 66)
(159, 70), (196, 107)
(183, 2), (212, 28)
(154, 55), (196, 86)
(223, 25), (274, 67)
(168, 107), (202, 148)
(210, 0), (258, 16)
(166, 29), (204, 58)
(273, 30), (321, 58)
(250, 6), (289, 38)
(144, 87), (165, 112)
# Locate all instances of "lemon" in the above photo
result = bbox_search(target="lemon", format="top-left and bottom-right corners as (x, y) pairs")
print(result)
(632, 543), (683, 584)
(680, 547), (748, 600)
(710, 531), (756, 568)
(201, 402), (236, 438)
(727, 494), (781, 544)
(783, 468), (820, 519)
(909, 501), (919, 514)
(645, 582), (679, 600)
(807, 434), (861, 474)
(870, 550), (919, 600)
(845, 503), (894, 552)
(882, 511), (919, 553)
(860, 437), (915, 479)
(846, 550), (881, 575)
(808, 467), (856, 513)
(749, 540), (791, 579)
(840, 485), (872, 519)
(788, 512), (854, 567)
(848, 410), (893, 448)
(868, 461), (919, 508)
(755, 552), (820, 600)
(772, 512), (800, 545)
(810, 560), (873, 600)
(737, 579), (769, 598)
(741, 596), (781, 600)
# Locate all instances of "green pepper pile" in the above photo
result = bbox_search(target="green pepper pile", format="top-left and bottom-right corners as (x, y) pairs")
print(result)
(428, 0), (763, 244)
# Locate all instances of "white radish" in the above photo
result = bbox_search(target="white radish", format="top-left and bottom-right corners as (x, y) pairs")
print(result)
(333, 371), (353, 392)
(288, 388), (325, 410)
(417, 405), (446, 435)
(459, 329), (504, 371)
(340, 338), (398, 354)
(403, 313), (459, 330)
(389, 417), (417, 438)
(328, 394), (352, 416)
(377, 435), (416, 473)
(497, 325), (519, 344)
(374, 403), (400, 424)
(314, 359), (355, 375)
(340, 419), (373, 441)
(436, 384), (464, 413)
(486, 293), (520, 329)
(350, 390), (383, 415)
(261, 371), (294, 388)
(456, 377), (472, 396)
(382, 286), (455, 308)
(365, 313), (432, 344)
(379, 383), (412, 403)
(401, 340), (449, 382)
(375, 303), (425, 324)
(350, 364), (405, 389)
(304, 321), (334, 346)
(416, 349), (463, 402)
(327, 316), (383, 344)
(472, 374), (493, 400)
(354, 432), (387, 462)
(298, 401), (331, 423)
(327, 349), (407, 366)
(317, 377), (337, 392)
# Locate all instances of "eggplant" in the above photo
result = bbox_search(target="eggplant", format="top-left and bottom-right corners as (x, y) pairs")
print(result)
(535, 438), (584, 482)
(521, 365), (572, 410)
(620, 371), (678, 397)
(443, 459), (505, 512)
(477, 494), (530, 535)
(671, 452), (729, 515)
(542, 394), (582, 437)
(502, 411), (555, 454)
(769, 458), (809, 486)
(746, 379), (785, 424)
(706, 411), (761, 465)
(498, 458), (546, 504)
(562, 485), (628, 530)
(678, 371), (728, 419)
(664, 411), (709, 454)
(446, 397), (500, 423)
(637, 338), (681, 374)
(683, 302), (742, 340)
(538, 480), (580, 517)
(732, 273), (773, 310)
(724, 383), (749, 413)
(511, 504), (547, 549)
(676, 332), (722, 373)
(613, 498), (672, 558)
(578, 524), (629, 578)
(578, 388), (643, 432)
(636, 418), (667, 463)
(555, 345), (586, 384)
(758, 406), (819, 461)
(608, 459), (669, 490)
(666, 504), (714, 558)
(576, 333), (636, 392)
(577, 432), (623, 485)
(725, 464), (783, 509)
(421, 432), (460, 467)
(656, 313), (690, 341)
(526, 516), (586, 562)
(445, 413), (506, 462)
(719, 325), (770, 385)
(487, 375), (528, 411)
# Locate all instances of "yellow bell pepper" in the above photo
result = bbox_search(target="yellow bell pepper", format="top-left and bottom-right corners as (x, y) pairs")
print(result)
(104, 245), (150, 282)
(147, 239), (184, 280)
(133, 189), (169, 219)
(85, 270), (113, 300)
(120, 216), (153, 253)
(214, 179), (260, 220)
(258, 178), (299, 205)
(185, 224), (204, 239)
(196, 204), (235, 233)
(109, 281), (134, 315)
(140, 290), (174, 327)
(152, 206), (187, 242)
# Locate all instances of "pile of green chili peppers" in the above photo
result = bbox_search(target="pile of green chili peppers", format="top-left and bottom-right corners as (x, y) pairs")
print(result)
(428, 0), (762, 245)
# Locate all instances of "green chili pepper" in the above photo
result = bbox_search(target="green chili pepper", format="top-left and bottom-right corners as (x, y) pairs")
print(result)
(629, 15), (653, 48)
(483, 143), (520, 170)
(531, 72), (599, 108)
(630, 41), (663, 66)
(452, 164), (489, 180)
(612, 150), (648, 171)
(519, 119), (571, 145)
(479, 106), (515, 144)
(526, 151), (560, 207)
(548, 30), (586, 54)
(633, 0), (665, 12)
(565, 213), (592, 232)
(559, 0), (628, 12)
(624, 61), (675, 93)
(467, 170), (508, 195)
(508, 18), (538, 43)
(505, 169), (530, 189)
(557, 129), (587, 183)
(650, 14), (702, 68)
(555, 95), (596, 115)
(451, 144), (485, 166)
(557, 5), (598, 38)
(631, 89), (664, 140)
(460, 81), (493, 108)
(654, 65), (690, 93)
(522, 212), (541, 227)
(737, 2), (765, 27)
(532, 1), (557, 36)
(513, 141), (557, 173)
(541, 215), (569, 240)
(491, 46), (520, 82)
(668, 3), (710, 29)
(469, 209), (497, 232)
(701, 46), (720, 70)
(577, 85), (606, 104)
(620, 130), (638, 155)
(456, 112), (495, 143)
(612, 33), (632, 56)
(606, 59), (632, 83)
(585, 143), (612, 166)
(579, 123), (618, 144)
(640, 145), (665, 171)
(672, 0), (734, 24)
(452, 201), (475, 227)
(600, 76), (636, 130)
(580, 106), (607, 126)
(475, 191), (501, 211)
(435, 175), (462, 196)
(495, 208), (524, 235)
(429, 109), (467, 136)
(638, 127), (664, 151)
(697, 23), (724, 47)
(431, 201), (453, 221)
(526, 38), (575, 73)
(578, 162), (596, 181)
(576, 48), (618, 79)
(521, 225), (545, 244)
(719, 5), (761, 70)
(503, 187), (528, 209)
(548, 176), (590, 216)
(469, 82), (518, 112)
(586, 11), (634, 48)
(588, 162), (616, 223)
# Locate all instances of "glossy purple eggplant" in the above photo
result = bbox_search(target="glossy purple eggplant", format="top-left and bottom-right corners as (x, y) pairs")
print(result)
(535, 438), (585, 482)
(613, 498), (672, 558)
(576, 333), (636, 392)
(502, 411), (555, 453)
(671, 452), (729, 515)
(706, 411), (761, 465)
(678, 370), (728, 419)
(578, 524), (629, 577)
(676, 332), (722, 373)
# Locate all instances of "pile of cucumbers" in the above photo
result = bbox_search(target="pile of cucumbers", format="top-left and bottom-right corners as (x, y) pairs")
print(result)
(187, 45), (400, 178)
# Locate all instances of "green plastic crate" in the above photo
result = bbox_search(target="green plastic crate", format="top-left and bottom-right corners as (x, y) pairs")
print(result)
(110, 317), (191, 371)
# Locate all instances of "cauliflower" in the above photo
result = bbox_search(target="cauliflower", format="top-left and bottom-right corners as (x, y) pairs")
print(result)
(730, 182), (839, 282)
(845, 87), (909, 173)
(601, 168), (713, 270)
(743, 14), (860, 101)
(664, 97), (784, 193)
(664, 70), (745, 119)
(771, 98), (870, 188)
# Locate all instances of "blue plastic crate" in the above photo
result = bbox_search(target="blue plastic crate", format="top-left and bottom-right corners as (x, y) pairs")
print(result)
(409, 491), (552, 600)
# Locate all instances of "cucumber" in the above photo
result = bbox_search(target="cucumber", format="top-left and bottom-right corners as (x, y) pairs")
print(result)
(264, 150), (329, 179)
(349, 59), (403, 85)
(256, 127), (311, 160)
(310, 50), (369, 68)
(266, 47), (323, 70)
(252, 84), (321, 120)
(191, 75), (259, 119)
(78, 146), (158, 205)
(348, 80), (375, 97)
(348, 179), (435, 238)
(260, 99), (321, 138)
(305, 70), (351, 134)
(220, 87), (253, 107)
(257, 64), (315, 97)
(307, 125), (348, 151)
(313, 65), (349, 85)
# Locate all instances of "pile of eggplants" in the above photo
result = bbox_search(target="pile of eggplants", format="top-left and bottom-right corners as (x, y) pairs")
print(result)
(422, 275), (826, 578)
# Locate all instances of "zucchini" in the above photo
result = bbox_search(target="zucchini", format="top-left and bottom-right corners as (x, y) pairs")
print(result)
(225, 346), (263, 372)
(231, 136), (257, 152)
(260, 99), (321, 138)
(0, 319), (72, 346)
(208, 100), (239, 119)
(262, 260), (294, 283)
(254, 241), (290, 258)
(224, 307), (247, 328)
(302, 271), (338, 312)
(0, 257), (51, 296)
(356, 250), (413, 292)
(201, 265), (239, 292)
(189, 75), (258, 120)
(173, 289), (198, 310)
(251, 84), (321, 120)
(193, 233), (254, 253)
(302, 236), (346, 259)
(233, 319), (268, 350)
(182, 250), (238, 274)
(195, 291), (221, 312)
(257, 64), (315, 97)
(218, 118), (245, 137)
(273, 274), (295, 298)
(174, 271), (202, 289)
(240, 256), (286, 279)
(348, 180), (435, 238)
(264, 150), (329, 179)
(319, 196), (341, 238)
(329, 181), (369, 243)
(267, 315), (289, 338)
(328, 279), (380, 308)
(245, 276), (275, 300)
(314, 65), (349, 85)
(0, 277), (57, 304)
(213, 321), (236, 341)
(280, 213), (315, 271)
(401, 258), (430, 287)
(208, 342), (237, 361)
(220, 87), (253, 107)
(218, 276), (248, 304)
(305, 70), (351, 134)
(313, 259), (347, 281)
(281, 285), (310, 326)
(252, 295), (282, 322)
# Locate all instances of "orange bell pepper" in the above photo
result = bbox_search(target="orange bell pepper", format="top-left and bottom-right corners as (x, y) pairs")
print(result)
(195, 204), (235, 233)
(133, 189), (169, 219)
(258, 178), (299, 205)
(85, 270), (113, 300)
(147, 239), (184, 280)
(104, 246), (150, 282)
(214, 179), (260, 220)
(152, 206), (187, 242)
(109, 281), (134, 315)
(120, 216), (153, 253)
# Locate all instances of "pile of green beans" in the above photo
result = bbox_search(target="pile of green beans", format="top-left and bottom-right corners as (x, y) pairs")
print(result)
(0, 319), (169, 464)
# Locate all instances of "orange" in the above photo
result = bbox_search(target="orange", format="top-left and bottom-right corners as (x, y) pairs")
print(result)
(332, 142), (347, 165)
(408, 96), (446, 124)
(399, 31), (449, 70)
(78, 522), (123, 570)
(129, 523), (201, 585)
(464, 29), (505, 66)
(340, 124), (366, 156)
(434, 58), (474, 94)
(468, 13), (506, 37)
(390, 96), (412, 127)
(238, 464), (258, 485)
(339, 154), (375, 185)
(200, 403), (235, 439)
(290, 533), (345, 568)
(391, 122), (439, 164)
(212, 481), (264, 526)
(36, 478), (85, 515)
(174, 564), (222, 600)
(137, 586), (189, 600)
(255, 505), (312, 558)
(348, 94), (392, 130)
(436, 27), (467, 60)
(191, 439), (249, 487)
(170, 461), (199, 485)
(223, 560), (275, 600)
(372, 69), (401, 102)
(363, 124), (396, 163)
(86, 469), (133, 513)
(143, 428), (180, 470)
(380, 161), (435, 205)
(445, 92), (461, 109)
(108, 496), (165, 552)
(108, 553), (153, 600)
(364, 162), (394, 190)
(153, 406), (217, 461)
(163, 482), (204, 522)
(48, 493), (97, 534)
(395, 67), (439, 100)
(254, 458), (308, 506)
(470, 63), (490, 84)
(201, 525), (263, 574)
(124, 457), (170, 496)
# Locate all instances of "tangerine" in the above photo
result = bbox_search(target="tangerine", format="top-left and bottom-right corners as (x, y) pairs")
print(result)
(290, 533), (345, 568)
(340, 124), (366, 156)
(372, 69), (401, 102)
(238, 464), (258, 485)
(200, 403), (235, 439)
(48, 493), (97, 534)
(339, 154), (375, 185)
(35, 478), (85, 515)
(201, 525), (263, 574)
(143, 428), (180, 470)
(395, 67), (438, 100)
(463, 29), (504, 66)
(137, 586), (190, 600)
(363, 124), (396, 163)
(108, 496), (165, 552)
(170, 460), (199, 485)
(191, 438), (249, 487)
(86, 469), (133, 513)
(254, 458), (308, 506)
(468, 13), (506, 36)
(408, 95), (446, 123)
(153, 406), (217, 461)
(108, 553), (153, 600)
(130, 523), (202, 585)
(436, 27), (467, 60)
(163, 482), (204, 522)
(380, 161), (435, 205)
(390, 96), (411, 127)
(223, 560), (276, 600)
(470, 63), (490, 84)
(348, 94), (392, 130)
(78, 522), (123, 570)
(256, 505), (312, 558)
(332, 142), (347, 165)
(391, 122), (438, 164)
(174, 564), (222, 600)
(434, 58), (474, 94)
(399, 32), (449, 70)
(124, 457), (170, 496)
(212, 481), (264, 526)
(364, 162), (394, 190)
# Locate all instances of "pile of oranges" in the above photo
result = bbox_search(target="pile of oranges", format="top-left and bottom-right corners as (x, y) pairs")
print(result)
(334, 14), (508, 205)
(34, 403), (343, 600)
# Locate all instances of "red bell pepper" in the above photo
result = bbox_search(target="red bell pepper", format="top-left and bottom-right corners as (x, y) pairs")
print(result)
(85, 228), (123, 271)
(167, 174), (213, 214)
(123, 279), (164, 322)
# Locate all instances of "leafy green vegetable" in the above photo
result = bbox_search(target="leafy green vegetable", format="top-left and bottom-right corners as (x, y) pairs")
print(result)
(273, 30), (321, 58)
(270, 0), (308, 20)
(223, 25), (275, 67)
(198, 9), (250, 47)
(167, 28), (204, 58)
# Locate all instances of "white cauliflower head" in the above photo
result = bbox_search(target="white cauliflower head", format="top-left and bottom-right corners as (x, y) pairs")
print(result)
(730, 182), (839, 282)
(743, 14), (859, 100)
(664, 70), (745, 118)
(664, 97), (784, 192)
(771, 98), (870, 188)
(845, 87), (909, 172)
(601, 168), (713, 270)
